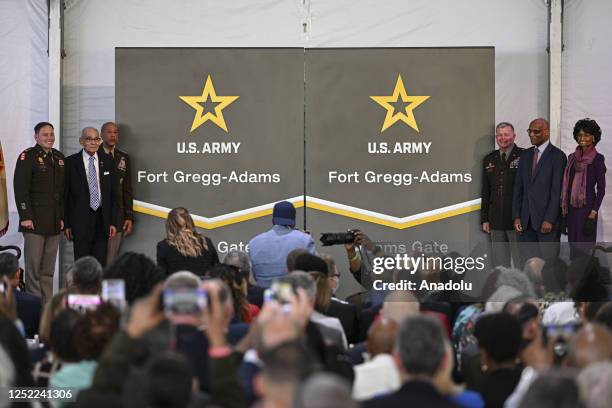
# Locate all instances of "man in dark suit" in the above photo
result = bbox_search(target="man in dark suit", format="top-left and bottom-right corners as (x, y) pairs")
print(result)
(363, 315), (460, 408)
(0, 253), (41, 338)
(99, 122), (134, 265)
(481, 122), (524, 268)
(64, 127), (118, 266)
(512, 118), (567, 263)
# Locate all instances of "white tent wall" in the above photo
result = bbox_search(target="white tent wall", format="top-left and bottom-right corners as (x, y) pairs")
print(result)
(61, 0), (549, 155)
(0, 0), (48, 253)
(562, 0), (612, 242)
(61, 0), (305, 157)
(308, 0), (549, 150)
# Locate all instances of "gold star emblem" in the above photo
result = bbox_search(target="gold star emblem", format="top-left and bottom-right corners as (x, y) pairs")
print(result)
(179, 75), (239, 133)
(370, 74), (430, 133)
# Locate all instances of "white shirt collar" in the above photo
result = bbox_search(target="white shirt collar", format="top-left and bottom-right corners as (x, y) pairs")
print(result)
(82, 149), (98, 161)
(535, 139), (550, 154)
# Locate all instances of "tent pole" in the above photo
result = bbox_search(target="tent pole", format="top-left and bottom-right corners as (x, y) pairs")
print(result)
(48, 0), (63, 290)
(548, 0), (563, 146)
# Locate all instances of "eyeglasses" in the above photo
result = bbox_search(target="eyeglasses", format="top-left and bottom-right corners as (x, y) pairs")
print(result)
(82, 137), (101, 143)
(526, 128), (543, 135)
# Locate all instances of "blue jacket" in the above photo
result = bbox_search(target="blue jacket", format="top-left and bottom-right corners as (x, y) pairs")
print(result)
(512, 143), (567, 229)
(248, 225), (316, 287)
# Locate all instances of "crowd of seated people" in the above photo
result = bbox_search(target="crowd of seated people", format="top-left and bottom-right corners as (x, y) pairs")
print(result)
(1, 208), (612, 408)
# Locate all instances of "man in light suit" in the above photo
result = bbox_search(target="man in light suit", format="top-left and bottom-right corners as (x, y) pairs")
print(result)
(512, 118), (567, 264)
(64, 127), (118, 266)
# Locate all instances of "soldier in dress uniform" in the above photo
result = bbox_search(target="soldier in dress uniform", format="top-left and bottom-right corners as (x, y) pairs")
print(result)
(481, 122), (524, 268)
(99, 122), (133, 265)
(13, 122), (65, 303)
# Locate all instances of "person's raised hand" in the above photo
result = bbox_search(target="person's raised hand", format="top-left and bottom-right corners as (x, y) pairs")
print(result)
(286, 288), (313, 329)
(344, 232), (359, 252)
(126, 284), (165, 339)
(346, 230), (374, 252)
(201, 280), (232, 347)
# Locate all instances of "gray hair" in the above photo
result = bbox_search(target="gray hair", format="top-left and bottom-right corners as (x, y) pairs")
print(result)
(223, 251), (254, 284)
(164, 270), (201, 289)
(80, 126), (99, 139)
(496, 121), (515, 132)
(382, 291), (420, 324)
(496, 267), (536, 298)
(577, 361), (612, 408)
(519, 372), (584, 408)
(396, 315), (446, 377)
(295, 373), (356, 408)
(524, 257), (545, 287)
(277, 271), (316, 302)
(67, 256), (102, 292)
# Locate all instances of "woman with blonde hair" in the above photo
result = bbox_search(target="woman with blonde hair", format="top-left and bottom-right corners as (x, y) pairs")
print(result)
(156, 207), (219, 277)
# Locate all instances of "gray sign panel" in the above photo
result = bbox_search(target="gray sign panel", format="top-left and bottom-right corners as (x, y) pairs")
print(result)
(304, 48), (494, 298)
(115, 48), (495, 299)
(305, 47), (494, 218)
(116, 48), (304, 219)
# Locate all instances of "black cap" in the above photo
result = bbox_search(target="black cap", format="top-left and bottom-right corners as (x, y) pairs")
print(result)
(294, 253), (328, 276)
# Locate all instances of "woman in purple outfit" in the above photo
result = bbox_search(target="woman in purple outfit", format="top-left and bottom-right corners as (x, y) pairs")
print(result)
(561, 118), (606, 259)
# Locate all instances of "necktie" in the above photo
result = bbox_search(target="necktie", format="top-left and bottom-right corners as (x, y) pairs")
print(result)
(88, 155), (100, 210)
(501, 152), (507, 163)
(531, 147), (539, 178)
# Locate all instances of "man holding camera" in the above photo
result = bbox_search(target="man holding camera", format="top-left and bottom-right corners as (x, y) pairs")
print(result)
(248, 201), (316, 288)
(344, 230), (381, 288)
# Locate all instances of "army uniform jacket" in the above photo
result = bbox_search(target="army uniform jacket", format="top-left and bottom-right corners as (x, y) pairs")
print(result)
(14, 145), (65, 235)
(99, 146), (133, 231)
(481, 145), (524, 230)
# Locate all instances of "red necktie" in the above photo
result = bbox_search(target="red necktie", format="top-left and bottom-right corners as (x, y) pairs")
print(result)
(531, 147), (539, 178)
